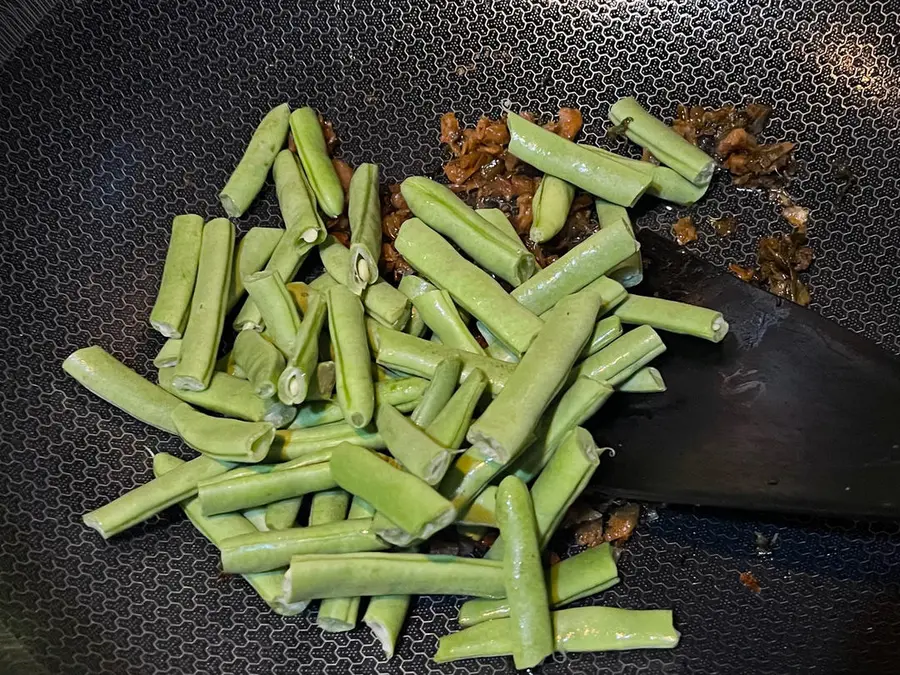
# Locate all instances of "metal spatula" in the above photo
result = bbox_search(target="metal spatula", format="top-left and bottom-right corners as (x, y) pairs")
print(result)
(589, 230), (900, 518)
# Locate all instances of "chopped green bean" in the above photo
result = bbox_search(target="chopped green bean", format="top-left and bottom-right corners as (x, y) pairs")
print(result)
(425, 368), (488, 449)
(594, 197), (643, 288)
(612, 294), (729, 342)
(225, 227), (285, 311)
(172, 218), (235, 391)
(619, 366), (667, 393)
(410, 356), (462, 428)
(530, 176), (575, 244)
(267, 422), (384, 461)
(574, 325), (666, 386)
(63, 345), (183, 434)
(153, 338), (182, 369)
(376, 402), (451, 485)
(317, 496), (371, 632)
(278, 286), (327, 405)
(348, 163), (382, 294)
(364, 594), (411, 659)
(273, 149), (325, 245)
(219, 103), (290, 218)
(290, 377), (428, 428)
(412, 289), (485, 354)
(233, 329), (285, 399)
(289, 107), (345, 218)
(394, 219), (543, 356)
(149, 214), (203, 338)
(327, 285), (376, 428)
(244, 270), (301, 355)
(172, 404), (274, 463)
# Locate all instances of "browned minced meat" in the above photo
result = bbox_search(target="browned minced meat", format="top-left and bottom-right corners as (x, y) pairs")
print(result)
(739, 571), (762, 593)
(604, 503), (640, 544)
(673, 216), (697, 245)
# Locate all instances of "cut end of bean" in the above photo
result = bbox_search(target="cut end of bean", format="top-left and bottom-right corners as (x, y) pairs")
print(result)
(219, 193), (242, 219)
(318, 616), (355, 632)
(711, 316), (730, 342)
(301, 228), (319, 243)
(171, 375), (207, 392)
(348, 412), (367, 429)
(81, 514), (108, 540)
(365, 619), (396, 659)
(271, 598), (309, 617)
(150, 320), (181, 339)
(356, 259), (372, 284)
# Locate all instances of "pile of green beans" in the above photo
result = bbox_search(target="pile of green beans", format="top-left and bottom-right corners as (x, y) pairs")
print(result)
(66, 100), (732, 668)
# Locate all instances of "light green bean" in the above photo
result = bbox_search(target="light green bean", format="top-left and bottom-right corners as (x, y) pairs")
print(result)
(172, 218), (235, 391)
(530, 175), (575, 243)
(82, 454), (232, 539)
(149, 214), (203, 338)
(368, 322), (514, 397)
(348, 163), (382, 295)
(394, 218), (543, 356)
(412, 289), (485, 354)
(467, 291), (601, 464)
(434, 606), (680, 662)
(364, 594), (411, 659)
(219, 103), (290, 218)
(233, 329), (285, 399)
(63, 346), (183, 434)
(573, 325), (666, 386)
(609, 96), (715, 186)
(506, 111), (650, 207)
(290, 377), (428, 427)
(376, 402), (451, 485)
(410, 356), (462, 428)
(289, 107), (344, 218)
(329, 443), (456, 544)
(281, 553), (505, 603)
(244, 270), (301, 355)
(172, 404), (274, 463)
(153, 338), (182, 369)
(278, 286), (327, 405)
(425, 368), (488, 450)
(511, 221), (637, 315)
(317, 496), (371, 632)
(158, 367), (296, 428)
(308, 489), (350, 526)
(273, 149), (326, 245)
(612, 294), (729, 342)
(327, 285), (376, 428)
(267, 422), (384, 461)
(476, 208), (529, 253)
(401, 176), (536, 285)
(594, 197), (643, 288)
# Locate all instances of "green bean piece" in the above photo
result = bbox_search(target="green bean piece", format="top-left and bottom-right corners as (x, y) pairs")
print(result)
(289, 107), (344, 218)
(149, 214), (203, 338)
(495, 476), (554, 668)
(290, 377), (428, 428)
(318, 237), (411, 330)
(347, 162), (382, 295)
(278, 287), (327, 405)
(438, 445), (504, 514)
(329, 443), (456, 543)
(153, 453), (306, 615)
(281, 552), (505, 603)
(506, 111), (651, 207)
(612, 294), (729, 342)
(233, 229), (315, 331)
(364, 594), (411, 659)
(397, 274), (437, 300)
(455, 485), (497, 527)
(267, 422), (384, 461)
(220, 518), (390, 574)
(574, 325), (666, 386)
(579, 315), (624, 359)
(376, 403), (451, 485)
(510, 377), (614, 483)
(609, 96), (716, 186)
(488, 428), (604, 560)
(273, 149), (325, 245)
(467, 291), (601, 464)
(244, 270), (301, 355)
(82, 454), (232, 539)
(317, 496), (371, 632)
(581, 144), (708, 205)
(411, 356), (462, 428)
(394, 219), (543, 356)
(219, 103), (290, 218)
(401, 177), (537, 285)
(530, 176), (575, 244)
(172, 404), (274, 463)
(225, 227), (285, 311)
(619, 366), (666, 393)
(158, 367), (296, 428)
(405, 308), (428, 338)
(153, 338), (182, 369)
(411, 290), (484, 355)
(594, 197), (643, 288)
(426, 368), (488, 449)
(459, 543), (619, 626)
(436, 606), (679, 662)
(172, 218), (235, 391)
(308, 360), (337, 402)
(198, 452), (335, 515)
(264, 497), (303, 531)
(368, 315), (516, 397)
(511, 221), (637, 315)
(63, 346), (183, 434)
(233, 330), (286, 399)
(326, 285), (376, 428)
(308, 489), (350, 526)
(476, 208), (529, 253)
